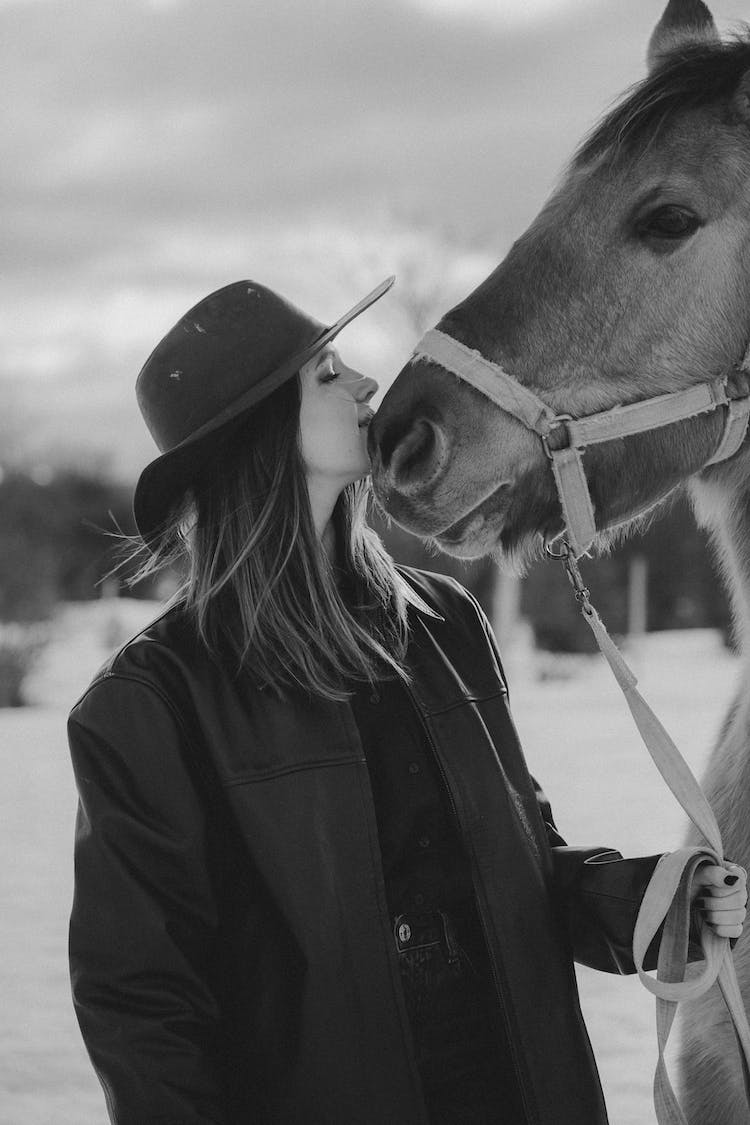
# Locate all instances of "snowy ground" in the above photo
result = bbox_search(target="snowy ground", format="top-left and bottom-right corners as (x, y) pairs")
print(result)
(0, 598), (742, 1124)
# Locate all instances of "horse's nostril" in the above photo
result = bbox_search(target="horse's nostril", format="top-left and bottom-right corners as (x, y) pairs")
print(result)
(370, 413), (407, 472)
(389, 417), (446, 490)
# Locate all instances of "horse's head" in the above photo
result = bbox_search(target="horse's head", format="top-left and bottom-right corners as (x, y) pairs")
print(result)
(369, 0), (750, 567)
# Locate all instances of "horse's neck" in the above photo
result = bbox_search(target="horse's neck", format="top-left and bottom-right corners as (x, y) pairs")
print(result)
(686, 476), (750, 853)
(691, 474), (750, 659)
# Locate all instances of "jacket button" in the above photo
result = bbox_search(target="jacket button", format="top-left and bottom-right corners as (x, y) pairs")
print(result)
(419, 836), (431, 849)
(408, 762), (420, 775)
(398, 922), (412, 943)
(369, 688), (381, 704)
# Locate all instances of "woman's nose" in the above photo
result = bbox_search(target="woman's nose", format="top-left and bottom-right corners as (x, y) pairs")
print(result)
(339, 364), (378, 401)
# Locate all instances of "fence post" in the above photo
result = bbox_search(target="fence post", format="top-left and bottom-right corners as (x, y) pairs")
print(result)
(627, 554), (649, 638)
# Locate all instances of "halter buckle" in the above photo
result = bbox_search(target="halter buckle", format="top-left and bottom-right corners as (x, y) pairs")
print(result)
(541, 415), (574, 460)
(727, 366), (750, 401)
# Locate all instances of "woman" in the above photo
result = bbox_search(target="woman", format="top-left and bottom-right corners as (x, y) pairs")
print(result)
(68, 276), (747, 1125)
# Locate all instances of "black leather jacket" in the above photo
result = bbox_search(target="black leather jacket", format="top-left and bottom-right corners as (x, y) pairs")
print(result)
(68, 567), (663, 1125)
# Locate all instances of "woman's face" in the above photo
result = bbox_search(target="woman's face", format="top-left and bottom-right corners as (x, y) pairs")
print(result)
(298, 345), (379, 492)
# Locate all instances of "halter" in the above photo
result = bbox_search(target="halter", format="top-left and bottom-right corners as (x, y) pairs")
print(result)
(412, 328), (750, 558)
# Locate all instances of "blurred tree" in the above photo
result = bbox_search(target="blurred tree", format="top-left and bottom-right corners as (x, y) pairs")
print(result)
(0, 471), (62, 622)
(0, 467), (158, 622)
(0, 467), (732, 665)
(521, 492), (731, 652)
(49, 470), (138, 601)
(370, 214), (494, 336)
(522, 550), (626, 654)
(622, 496), (731, 638)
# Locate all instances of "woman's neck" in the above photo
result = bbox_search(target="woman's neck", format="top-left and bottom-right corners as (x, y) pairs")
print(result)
(306, 477), (342, 567)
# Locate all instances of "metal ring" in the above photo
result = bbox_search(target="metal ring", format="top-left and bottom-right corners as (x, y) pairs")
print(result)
(543, 534), (570, 560)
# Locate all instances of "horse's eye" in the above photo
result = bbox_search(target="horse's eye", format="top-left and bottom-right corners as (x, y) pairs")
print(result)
(639, 205), (701, 242)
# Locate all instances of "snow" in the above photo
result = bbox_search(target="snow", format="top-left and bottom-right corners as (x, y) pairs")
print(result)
(0, 599), (742, 1123)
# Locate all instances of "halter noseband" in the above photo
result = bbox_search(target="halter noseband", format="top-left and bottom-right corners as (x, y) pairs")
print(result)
(412, 328), (750, 558)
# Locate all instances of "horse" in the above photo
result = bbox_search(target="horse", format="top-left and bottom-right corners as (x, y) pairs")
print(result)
(368, 2), (750, 1122)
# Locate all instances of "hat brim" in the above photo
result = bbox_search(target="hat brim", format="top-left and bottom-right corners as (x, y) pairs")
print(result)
(133, 275), (395, 547)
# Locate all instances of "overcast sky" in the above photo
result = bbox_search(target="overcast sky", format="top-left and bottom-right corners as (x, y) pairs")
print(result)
(3, 0), (749, 479)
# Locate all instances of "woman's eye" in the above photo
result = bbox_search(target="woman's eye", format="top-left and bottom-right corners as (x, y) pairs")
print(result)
(638, 205), (701, 242)
(320, 370), (338, 384)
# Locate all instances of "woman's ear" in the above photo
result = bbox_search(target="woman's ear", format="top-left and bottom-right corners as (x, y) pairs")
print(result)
(647, 0), (718, 73)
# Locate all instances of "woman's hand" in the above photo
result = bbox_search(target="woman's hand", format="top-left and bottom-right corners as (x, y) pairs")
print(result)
(692, 862), (748, 940)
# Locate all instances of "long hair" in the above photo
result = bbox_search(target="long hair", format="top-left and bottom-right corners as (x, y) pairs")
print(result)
(131, 376), (420, 700)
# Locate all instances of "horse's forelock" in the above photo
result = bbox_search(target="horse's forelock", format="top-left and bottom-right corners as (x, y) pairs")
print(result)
(574, 32), (750, 168)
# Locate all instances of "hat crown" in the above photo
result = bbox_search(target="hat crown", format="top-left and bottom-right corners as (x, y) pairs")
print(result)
(136, 280), (325, 453)
(132, 275), (394, 546)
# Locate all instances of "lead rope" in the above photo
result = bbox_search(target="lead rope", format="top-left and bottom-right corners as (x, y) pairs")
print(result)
(551, 542), (750, 1122)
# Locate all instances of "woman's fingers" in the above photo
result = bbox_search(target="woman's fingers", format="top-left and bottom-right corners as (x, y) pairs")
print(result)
(703, 921), (744, 939)
(701, 888), (747, 909)
(700, 902), (746, 921)
(694, 863), (748, 939)
(697, 863), (744, 889)
(699, 897), (746, 938)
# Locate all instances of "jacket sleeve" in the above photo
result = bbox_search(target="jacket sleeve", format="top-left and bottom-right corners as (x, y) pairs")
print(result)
(68, 674), (228, 1125)
(532, 774), (710, 975)
(532, 773), (662, 973)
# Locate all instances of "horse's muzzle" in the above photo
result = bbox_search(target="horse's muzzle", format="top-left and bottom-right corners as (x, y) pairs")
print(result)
(368, 411), (449, 507)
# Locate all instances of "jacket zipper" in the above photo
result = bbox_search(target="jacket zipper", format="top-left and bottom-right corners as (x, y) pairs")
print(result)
(403, 682), (539, 1125)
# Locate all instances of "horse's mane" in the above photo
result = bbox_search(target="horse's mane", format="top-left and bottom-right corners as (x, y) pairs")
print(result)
(575, 29), (750, 166)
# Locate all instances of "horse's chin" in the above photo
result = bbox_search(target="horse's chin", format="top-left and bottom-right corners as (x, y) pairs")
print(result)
(433, 518), (546, 574)
(432, 509), (498, 558)
(393, 473), (558, 571)
(432, 533), (494, 561)
(377, 478), (512, 552)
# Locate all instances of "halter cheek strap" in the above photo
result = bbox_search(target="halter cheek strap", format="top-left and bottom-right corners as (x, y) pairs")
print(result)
(412, 328), (750, 558)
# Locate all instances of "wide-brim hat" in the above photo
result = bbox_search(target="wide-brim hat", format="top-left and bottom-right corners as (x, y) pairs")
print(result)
(133, 275), (394, 546)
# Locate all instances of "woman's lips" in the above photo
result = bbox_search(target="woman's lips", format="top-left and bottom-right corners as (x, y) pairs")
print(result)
(358, 406), (375, 428)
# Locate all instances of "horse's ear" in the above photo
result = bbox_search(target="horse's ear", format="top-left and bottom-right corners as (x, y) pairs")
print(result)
(647, 0), (718, 72)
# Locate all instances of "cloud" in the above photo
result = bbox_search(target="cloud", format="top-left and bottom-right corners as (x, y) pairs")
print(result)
(408, 0), (596, 29)
(2, 0), (636, 219)
(4, 0), (654, 286)
(5, 0), (746, 475)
